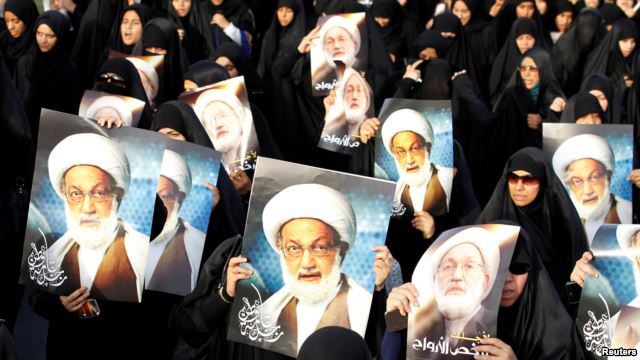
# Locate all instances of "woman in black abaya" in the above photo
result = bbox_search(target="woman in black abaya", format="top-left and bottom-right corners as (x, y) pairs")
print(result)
(369, 0), (417, 70)
(559, 91), (608, 123)
(493, 0), (552, 51)
(14, 10), (82, 139)
(183, 59), (229, 92)
(0, 0), (39, 74)
(168, 0), (215, 63)
(581, 73), (624, 124)
(477, 147), (589, 309)
(204, 0), (255, 53)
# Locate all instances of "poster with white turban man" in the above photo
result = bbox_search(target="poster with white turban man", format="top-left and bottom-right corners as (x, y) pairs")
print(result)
(407, 225), (519, 359)
(79, 90), (145, 128)
(145, 140), (221, 296)
(226, 157), (395, 357)
(543, 123), (634, 244)
(20, 109), (166, 304)
(374, 99), (454, 218)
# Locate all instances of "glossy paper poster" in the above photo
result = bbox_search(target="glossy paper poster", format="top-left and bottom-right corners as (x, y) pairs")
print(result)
(227, 157), (395, 357)
(311, 12), (368, 96)
(79, 90), (145, 127)
(20, 109), (165, 303)
(145, 140), (221, 296)
(576, 224), (640, 359)
(407, 225), (520, 359)
(179, 76), (259, 172)
(109, 50), (164, 104)
(543, 123), (634, 243)
(374, 99), (454, 218)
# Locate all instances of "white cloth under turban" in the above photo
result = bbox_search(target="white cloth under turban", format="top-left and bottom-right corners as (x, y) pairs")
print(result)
(48, 133), (131, 197)
(552, 134), (614, 181)
(262, 184), (357, 253)
(84, 95), (133, 127)
(160, 150), (192, 196)
(381, 109), (434, 153)
(320, 15), (361, 54)
(193, 89), (245, 125)
(427, 227), (500, 300)
(126, 57), (159, 99)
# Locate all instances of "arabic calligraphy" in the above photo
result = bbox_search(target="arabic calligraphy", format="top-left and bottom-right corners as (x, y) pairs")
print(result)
(27, 229), (67, 287)
(583, 294), (612, 356)
(322, 133), (361, 148)
(229, 150), (257, 171)
(412, 331), (491, 356)
(238, 284), (284, 343)
(391, 200), (406, 218)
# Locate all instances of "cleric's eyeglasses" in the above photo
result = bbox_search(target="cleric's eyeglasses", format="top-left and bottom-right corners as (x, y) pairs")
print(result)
(96, 72), (127, 88)
(63, 190), (114, 205)
(281, 244), (339, 258)
(507, 173), (540, 186)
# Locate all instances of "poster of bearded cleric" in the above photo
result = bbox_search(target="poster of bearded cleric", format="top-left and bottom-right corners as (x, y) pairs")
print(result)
(543, 124), (634, 244)
(317, 67), (375, 154)
(109, 50), (164, 106)
(575, 224), (640, 359)
(407, 225), (520, 359)
(226, 157), (395, 357)
(179, 76), (259, 173)
(79, 90), (145, 128)
(19, 109), (166, 303)
(311, 12), (368, 96)
(374, 99), (454, 219)
(145, 140), (221, 296)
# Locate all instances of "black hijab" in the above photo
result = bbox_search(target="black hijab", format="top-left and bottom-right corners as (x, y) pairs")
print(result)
(183, 59), (230, 88)
(93, 57), (154, 129)
(0, 0), (39, 73)
(140, 17), (187, 104)
(581, 73), (623, 123)
(559, 91), (607, 123)
(369, 0), (416, 67)
(168, 0), (214, 63)
(212, 42), (267, 108)
(205, 0), (255, 48)
(496, 224), (573, 359)
(494, 0), (552, 51)
(152, 100), (213, 146)
(421, 58), (452, 100)
(298, 327), (373, 360)
(413, 29), (447, 59)
(111, 4), (153, 55)
(477, 147), (589, 308)
(600, 3), (625, 28)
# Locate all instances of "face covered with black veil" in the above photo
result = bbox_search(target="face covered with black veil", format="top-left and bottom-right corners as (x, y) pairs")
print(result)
(477, 147), (589, 310)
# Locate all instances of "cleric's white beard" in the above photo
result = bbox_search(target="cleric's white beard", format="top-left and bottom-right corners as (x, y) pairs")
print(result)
(345, 106), (366, 126)
(66, 198), (119, 250)
(212, 130), (241, 154)
(433, 277), (484, 321)
(569, 183), (612, 220)
(281, 253), (343, 305)
(398, 156), (432, 188)
(325, 49), (356, 69)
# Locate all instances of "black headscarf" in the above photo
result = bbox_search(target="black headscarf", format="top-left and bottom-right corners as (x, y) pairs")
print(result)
(183, 59), (230, 88)
(553, 8), (605, 96)
(477, 147), (589, 308)
(600, 3), (625, 27)
(140, 17), (187, 104)
(168, 0), (214, 63)
(559, 91), (606, 122)
(152, 100), (213, 146)
(421, 58), (452, 100)
(494, 0), (552, 51)
(111, 4), (153, 55)
(580, 73), (623, 123)
(0, 0), (39, 73)
(546, 0), (576, 33)
(205, 0), (255, 49)
(93, 57), (154, 129)
(258, 0), (306, 78)
(298, 327), (373, 360)
(496, 223), (573, 359)
(370, 0), (403, 54)
(413, 29), (447, 59)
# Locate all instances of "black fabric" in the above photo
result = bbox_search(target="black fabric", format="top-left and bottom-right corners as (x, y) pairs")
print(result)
(93, 57), (154, 129)
(368, 0), (417, 70)
(205, 0), (255, 49)
(183, 59), (230, 87)
(0, 0), (39, 74)
(494, 223), (573, 360)
(574, 91), (605, 119)
(600, 3), (625, 26)
(477, 147), (589, 309)
(314, 0), (365, 16)
(14, 10), (82, 141)
(413, 29), (447, 59)
(580, 73), (623, 123)
(545, 0), (576, 33)
(298, 327), (373, 360)
(168, 0), (214, 63)
(111, 4), (153, 55)
(0, 52), (32, 332)
(140, 17), (187, 104)
(494, 0), (552, 51)
(553, 8), (605, 96)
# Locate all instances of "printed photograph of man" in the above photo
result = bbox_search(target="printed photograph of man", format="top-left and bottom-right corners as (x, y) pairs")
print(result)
(261, 183), (372, 354)
(410, 227), (500, 351)
(145, 150), (205, 296)
(193, 88), (255, 170)
(126, 56), (159, 103)
(320, 15), (361, 70)
(381, 108), (454, 216)
(552, 134), (632, 243)
(45, 133), (148, 303)
(84, 95), (133, 127)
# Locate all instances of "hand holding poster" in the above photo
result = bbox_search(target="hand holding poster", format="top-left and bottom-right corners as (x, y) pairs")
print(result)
(79, 90), (145, 128)
(145, 140), (221, 296)
(407, 225), (519, 359)
(226, 157), (395, 357)
(20, 109), (166, 303)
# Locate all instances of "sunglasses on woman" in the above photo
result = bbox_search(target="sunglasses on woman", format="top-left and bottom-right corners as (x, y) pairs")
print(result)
(507, 173), (540, 186)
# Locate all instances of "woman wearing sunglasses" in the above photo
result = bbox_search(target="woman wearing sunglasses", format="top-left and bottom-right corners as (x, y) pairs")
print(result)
(478, 147), (589, 311)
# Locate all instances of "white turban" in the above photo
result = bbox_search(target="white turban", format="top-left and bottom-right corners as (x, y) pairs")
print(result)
(126, 57), (159, 99)
(552, 134), (614, 181)
(319, 15), (361, 54)
(48, 133), (131, 197)
(160, 150), (192, 197)
(84, 95), (133, 127)
(262, 184), (357, 253)
(193, 89), (245, 125)
(427, 227), (500, 300)
(381, 109), (434, 153)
